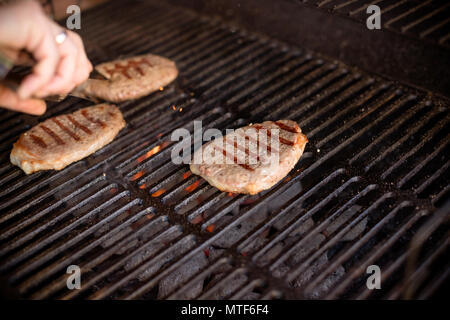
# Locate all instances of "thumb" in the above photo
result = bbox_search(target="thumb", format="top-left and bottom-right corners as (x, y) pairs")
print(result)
(0, 84), (46, 115)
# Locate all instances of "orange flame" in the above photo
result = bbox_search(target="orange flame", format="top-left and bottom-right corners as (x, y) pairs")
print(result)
(185, 180), (200, 192)
(137, 142), (169, 163)
(183, 171), (192, 179)
(152, 189), (166, 197)
(205, 224), (215, 233)
(130, 170), (144, 181)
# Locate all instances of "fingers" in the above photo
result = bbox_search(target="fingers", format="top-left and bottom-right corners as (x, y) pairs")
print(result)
(71, 31), (93, 86)
(0, 0), (93, 114)
(38, 26), (78, 96)
(0, 84), (46, 115)
(17, 22), (60, 99)
(0, 0), (60, 99)
(42, 30), (92, 96)
(31, 29), (93, 98)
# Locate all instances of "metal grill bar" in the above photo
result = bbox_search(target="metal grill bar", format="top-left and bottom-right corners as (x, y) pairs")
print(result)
(0, 0), (448, 300)
(303, 0), (450, 46)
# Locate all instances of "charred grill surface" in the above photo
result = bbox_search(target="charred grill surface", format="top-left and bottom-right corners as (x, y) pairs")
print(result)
(170, 0), (450, 98)
(0, 0), (448, 299)
(302, 0), (450, 47)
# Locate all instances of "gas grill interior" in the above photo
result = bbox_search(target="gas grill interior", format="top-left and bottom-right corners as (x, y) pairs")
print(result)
(0, 0), (449, 299)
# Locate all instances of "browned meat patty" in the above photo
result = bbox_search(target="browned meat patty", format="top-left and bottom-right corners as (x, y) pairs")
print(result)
(74, 54), (178, 102)
(190, 120), (308, 195)
(10, 104), (125, 174)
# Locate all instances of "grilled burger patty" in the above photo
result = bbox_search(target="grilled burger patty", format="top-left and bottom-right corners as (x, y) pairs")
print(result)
(10, 104), (125, 174)
(190, 120), (308, 195)
(75, 54), (178, 102)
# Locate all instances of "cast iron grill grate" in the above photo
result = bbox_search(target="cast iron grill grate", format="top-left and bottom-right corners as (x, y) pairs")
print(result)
(0, 0), (448, 299)
(300, 0), (450, 46)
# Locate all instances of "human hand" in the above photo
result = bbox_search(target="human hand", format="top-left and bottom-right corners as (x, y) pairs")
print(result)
(0, 0), (93, 115)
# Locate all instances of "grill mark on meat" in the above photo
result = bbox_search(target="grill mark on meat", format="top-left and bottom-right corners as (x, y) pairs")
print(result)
(213, 145), (254, 171)
(278, 135), (294, 146)
(190, 120), (306, 195)
(253, 124), (295, 146)
(40, 124), (65, 145)
(105, 63), (131, 79)
(225, 136), (260, 162)
(274, 121), (299, 133)
(52, 118), (80, 141)
(81, 110), (106, 128)
(244, 136), (263, 160)
(11, 104), (126, 175)
(234, 140), (260, 162)
(104, 58), (153, 79)
(67, 115), (92, 135)
(238, 130), (275, 154)
(128, 58), (152, 76)
(140, 58), (153, 67)
(30, 134), (47, 148)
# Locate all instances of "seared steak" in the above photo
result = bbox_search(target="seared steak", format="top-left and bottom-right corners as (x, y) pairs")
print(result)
(190, 120), (308, 194)
(75, 54), (178, 102)
(10, 104), (125, 174)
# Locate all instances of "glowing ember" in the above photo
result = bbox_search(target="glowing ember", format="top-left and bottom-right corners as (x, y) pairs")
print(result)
(130, 170), (144, 181)
(109, 188), (118, 194)
(183, 171), (192, 179)
(139, 184), (146, 189)
(203, 249), (210, 258)
(152, 189), (165, 197)
(136, 142), (169, 163)
(227, 192), (235, 197)
(190, 214), (204, 224)
(159, 87), (164, 91)
(179, 108), (183, 112)
(284, 176), (292, 182)
(146, 213), (155, 220)
(205, 224), (215, 233)
(172, 105), (176, 110)
(156, 133), (163, 138)
(185, 180), (200, 192)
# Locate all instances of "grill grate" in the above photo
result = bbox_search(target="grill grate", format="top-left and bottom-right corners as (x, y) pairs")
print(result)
(303, 0), (450, 46)
(0, 0), (448, 299)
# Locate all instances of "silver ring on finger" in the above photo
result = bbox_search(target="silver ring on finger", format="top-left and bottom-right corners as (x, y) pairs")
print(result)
(55, 30), (68, 45)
